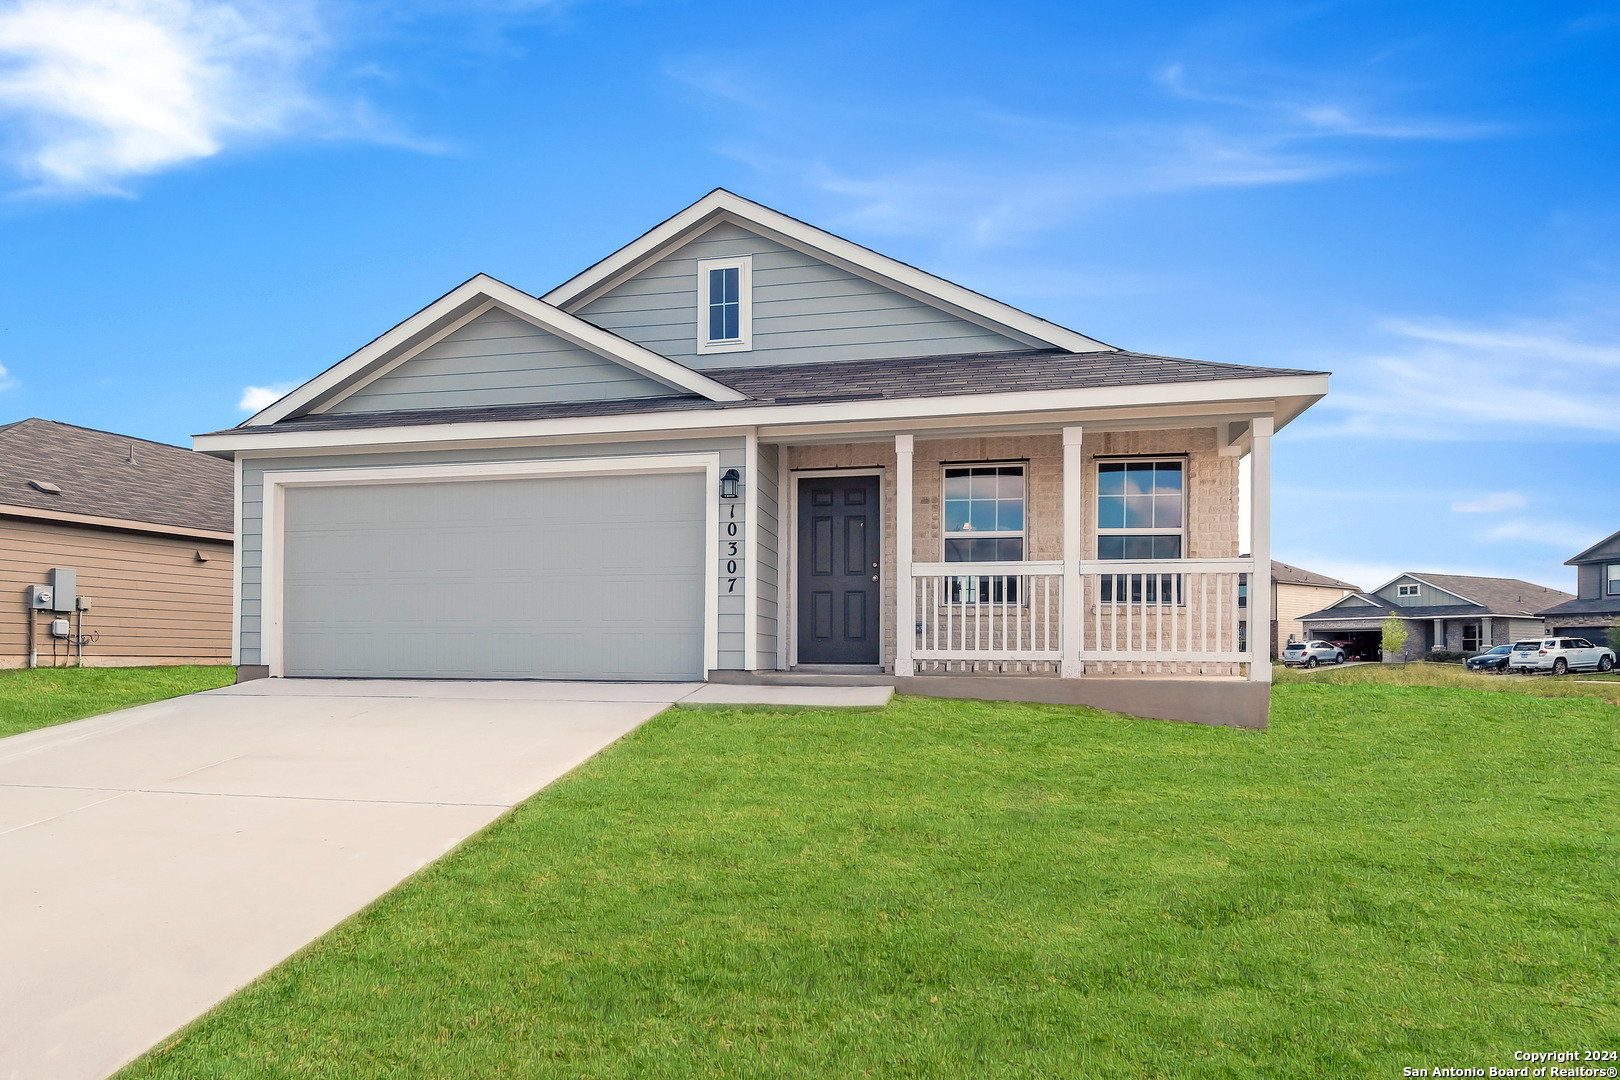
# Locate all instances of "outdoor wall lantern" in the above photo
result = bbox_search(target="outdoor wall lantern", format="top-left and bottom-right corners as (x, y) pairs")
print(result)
(719, 468), (741, 499)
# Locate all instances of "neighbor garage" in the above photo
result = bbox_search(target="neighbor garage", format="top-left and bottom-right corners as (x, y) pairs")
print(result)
(278, 472), (706, 679)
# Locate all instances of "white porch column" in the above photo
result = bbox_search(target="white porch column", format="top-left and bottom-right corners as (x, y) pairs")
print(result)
(894, 434), (915, 677)
(1248, 416), (1274, 684)
(1434, 618), (1445, 652)
(1061, 426), (1083, 679)
(1482, 615), (1492, 648)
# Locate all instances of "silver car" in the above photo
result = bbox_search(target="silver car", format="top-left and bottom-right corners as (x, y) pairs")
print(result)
(1509, 637), (1617, 675)
(1281, 640), (1347, 668)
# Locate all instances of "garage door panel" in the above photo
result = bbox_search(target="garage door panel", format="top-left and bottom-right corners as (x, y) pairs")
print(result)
(281, 473), (705, 680)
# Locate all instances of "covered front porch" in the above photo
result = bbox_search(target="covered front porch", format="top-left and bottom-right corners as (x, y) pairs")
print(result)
(747, 412), (1278, 725)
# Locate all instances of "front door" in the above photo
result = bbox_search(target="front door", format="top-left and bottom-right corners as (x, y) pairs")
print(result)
(797, 475), (881, 665)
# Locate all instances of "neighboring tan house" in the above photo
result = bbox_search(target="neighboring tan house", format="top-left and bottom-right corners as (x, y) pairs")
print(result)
(1298, 572), (1572, 661)
(1, 419), (234, 669)
(1538, 528), (1620, 644)
(1270, 560), (1359, 658)
(195, 189), (1330, 727)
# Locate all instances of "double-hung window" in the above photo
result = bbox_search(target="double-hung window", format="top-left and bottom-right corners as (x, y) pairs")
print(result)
(1607, 563), (1620, 596)
(943, 464), (1025, 603)
(1096, 458), (1185, 603)
(696, 256), (752, 354)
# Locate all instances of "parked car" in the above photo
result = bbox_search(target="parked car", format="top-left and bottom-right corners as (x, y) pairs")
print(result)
(1281, 640), (1347, 668)
(1508, 637), (1617, 675)
(1465, 644), (1514, 673)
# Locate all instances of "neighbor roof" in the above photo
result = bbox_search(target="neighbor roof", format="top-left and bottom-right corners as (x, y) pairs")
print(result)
(1298, 573), (1574, 623)
(208, 348), (1327, 437)
(1564, 527), (1620, 566)
(1272, 560), (1358, 590)
(1537, 596), (1620, 619)
(0, 419), (232, 535)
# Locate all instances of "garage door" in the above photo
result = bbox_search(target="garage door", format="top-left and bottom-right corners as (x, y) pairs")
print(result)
(280, 472), (706, 679)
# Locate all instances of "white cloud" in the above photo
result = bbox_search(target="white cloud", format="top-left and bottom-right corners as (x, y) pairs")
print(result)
(0, 0), (323, 193)
(1477, 519), (1605, 550)
(238, 382), (293, 412)
(1304, 317), (1620, 441)
(1451, 492), (1526, 513)
(0, 361), (14, 391)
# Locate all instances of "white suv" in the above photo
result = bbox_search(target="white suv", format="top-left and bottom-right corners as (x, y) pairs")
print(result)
(1509, 637), (1617, 675)
(1281, 640), (1347, 668)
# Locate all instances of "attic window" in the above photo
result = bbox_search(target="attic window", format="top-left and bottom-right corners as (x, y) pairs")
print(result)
(28, 480), (62, 495)
(1397, 583), (1420, 598)
(696, 256), (752, 354)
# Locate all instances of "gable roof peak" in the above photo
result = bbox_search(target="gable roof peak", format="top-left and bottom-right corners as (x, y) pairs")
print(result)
(239, 272), (747, 427)
(542, 188), (1117, 355)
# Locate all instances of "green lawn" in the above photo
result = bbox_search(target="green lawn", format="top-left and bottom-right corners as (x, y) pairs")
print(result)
(118, 676), (1618, 1079)
(0, 665), (236, 739)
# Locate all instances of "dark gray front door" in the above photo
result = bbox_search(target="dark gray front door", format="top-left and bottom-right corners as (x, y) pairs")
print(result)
(797, 475), (880, 665)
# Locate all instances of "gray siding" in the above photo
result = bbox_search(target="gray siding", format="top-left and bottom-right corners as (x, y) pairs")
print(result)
(575, 222), (1031, 369)
(325, 308), (675, 415)
(1577, 562), (1602, 600)
(754, 442), (780, 669)
(238, 436), (747, 670)
(1375, 575), (1469, 608)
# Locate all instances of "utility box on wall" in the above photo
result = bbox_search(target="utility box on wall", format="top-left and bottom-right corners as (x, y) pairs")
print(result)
(48, 568), (75, 613)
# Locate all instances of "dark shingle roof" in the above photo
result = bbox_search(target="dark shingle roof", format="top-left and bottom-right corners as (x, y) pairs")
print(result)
(1272, 560), (1359, 590)
(209, 348), (1326, 436)
(1538, 597), (1620, 618)
(1297, 573), (1574, 623)
(0, 418), (232, 534)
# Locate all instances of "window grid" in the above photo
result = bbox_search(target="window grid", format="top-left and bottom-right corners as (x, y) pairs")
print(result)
(695, 256), (752, 353)
(942, 464), (1026, 604)
(708, 267), (740, 342)
(1095, 458), (1186, 604)
(1607, 563), (1620, 596)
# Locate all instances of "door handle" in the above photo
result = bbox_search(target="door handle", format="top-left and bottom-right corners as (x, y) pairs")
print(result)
(872, 575), (879, 581)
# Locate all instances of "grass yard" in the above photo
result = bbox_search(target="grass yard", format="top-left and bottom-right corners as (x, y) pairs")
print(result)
(0, 665), (236, 739)
(122, 679), (1618, 1079)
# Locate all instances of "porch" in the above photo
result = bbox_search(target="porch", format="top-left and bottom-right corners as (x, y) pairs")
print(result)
(753, 416), (1277, 725)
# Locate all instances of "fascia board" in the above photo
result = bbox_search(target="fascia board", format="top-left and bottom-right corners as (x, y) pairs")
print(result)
(1565, 527), (1620, 566)
(542, 190), (1115, 354)
(193, 373), (1328, 455)
(0, 501), (234, 542)
(243, 275), (745, 428)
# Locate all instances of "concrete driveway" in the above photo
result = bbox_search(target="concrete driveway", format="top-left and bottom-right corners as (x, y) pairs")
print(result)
(0, 679), (692, 1080)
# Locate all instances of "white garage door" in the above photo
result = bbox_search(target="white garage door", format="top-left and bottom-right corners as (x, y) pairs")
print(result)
(279, 472), (706, 679)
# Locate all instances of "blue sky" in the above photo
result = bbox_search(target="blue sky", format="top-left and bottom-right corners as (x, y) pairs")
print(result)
(0, 0), (1616, 592)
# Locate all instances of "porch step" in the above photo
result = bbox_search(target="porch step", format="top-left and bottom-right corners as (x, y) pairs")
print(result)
(708, 670), (897, 687)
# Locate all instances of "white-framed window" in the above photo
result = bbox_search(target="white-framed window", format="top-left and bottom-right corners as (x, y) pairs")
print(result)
(1606, 563), (1619, 596)
(1096, 457), (1186, 604)
(1397, 583), (1420, 598)
(696, 256), (752, 354)
(943, 463), (1025, 603)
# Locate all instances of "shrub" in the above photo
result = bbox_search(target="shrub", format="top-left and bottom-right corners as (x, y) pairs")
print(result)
(1427, 649), (1467, 664)
(1608, 623), (1620, 655)
(1380, 614), (1409, 658)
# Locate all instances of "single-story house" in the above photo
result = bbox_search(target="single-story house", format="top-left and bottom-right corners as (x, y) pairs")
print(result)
(195, 190), (1330, 727)
(1270, 560), (1359, 658)
(1, 418), (234, 668)
(1537, 527), (1620, 644)
(1298, 572), (1572, 661)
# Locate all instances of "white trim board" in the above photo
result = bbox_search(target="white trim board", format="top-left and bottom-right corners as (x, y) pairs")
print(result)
(542, 189), (1116, 354)
(241, 274), (746, 427)
(256, 453), (721, 679)
(197, 374), (1328, 455)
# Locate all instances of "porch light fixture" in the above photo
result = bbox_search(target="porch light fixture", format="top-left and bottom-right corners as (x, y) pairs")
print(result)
(719, 468), (740, 499)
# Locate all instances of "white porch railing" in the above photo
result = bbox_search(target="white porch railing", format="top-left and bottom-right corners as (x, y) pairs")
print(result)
(907, 557), (1255, 673)
(911, 561), (1063, 661)
(1077, 558), (1252, 667)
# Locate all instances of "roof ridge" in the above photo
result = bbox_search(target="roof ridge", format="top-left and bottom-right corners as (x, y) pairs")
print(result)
(5, 416), (202, 454)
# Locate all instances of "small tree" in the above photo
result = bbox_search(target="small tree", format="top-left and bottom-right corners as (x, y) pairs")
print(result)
(1608, 622), (1620, 656)
(1381, 614), (1408, 661)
